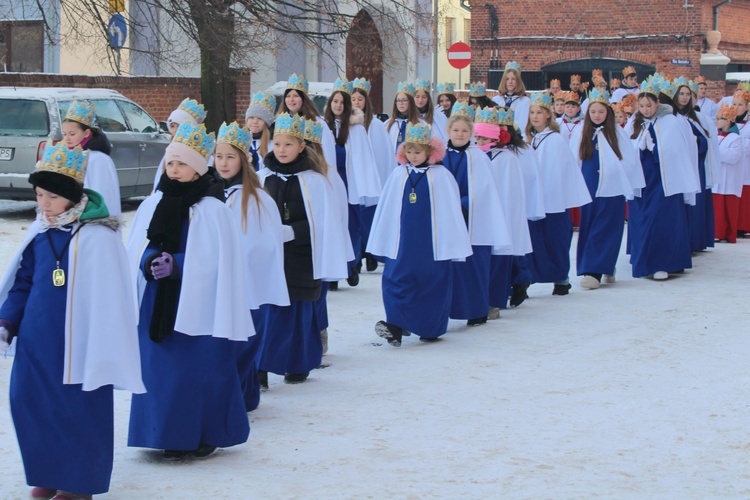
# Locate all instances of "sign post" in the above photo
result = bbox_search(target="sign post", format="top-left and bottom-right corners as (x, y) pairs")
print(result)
(107, 13), (127, 75)
(447, 42), (471, 90)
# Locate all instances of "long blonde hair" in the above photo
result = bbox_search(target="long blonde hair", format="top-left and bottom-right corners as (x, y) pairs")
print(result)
(499, 69), (527, 96)
(525, 106), (559, 142)
(233, 144), (264, 232)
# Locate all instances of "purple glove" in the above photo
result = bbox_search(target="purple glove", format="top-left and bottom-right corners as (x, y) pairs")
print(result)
(150, 252), (175, 280)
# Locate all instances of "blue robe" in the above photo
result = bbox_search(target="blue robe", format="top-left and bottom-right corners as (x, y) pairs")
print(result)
(489, 255), (513, 309)
(1, 230), (113, 494)
(628, 126), (692, 277)
(382, 169), (453, 338)
(336, 143), (363, 271)
(577, 137), (626, 276)
(239, 306), (270, 412)
(443, 148), (492, 319)
(260, 301), (321, 374)
(686, 121), (715, 251)
(527, 212), (573, 283)
(128, 222), (250, 451)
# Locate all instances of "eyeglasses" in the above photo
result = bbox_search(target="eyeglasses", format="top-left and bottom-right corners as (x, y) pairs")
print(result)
(396, 99), (409, 103)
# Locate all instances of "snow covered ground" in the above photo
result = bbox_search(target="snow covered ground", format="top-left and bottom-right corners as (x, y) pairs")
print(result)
(1, 199), (749, 498)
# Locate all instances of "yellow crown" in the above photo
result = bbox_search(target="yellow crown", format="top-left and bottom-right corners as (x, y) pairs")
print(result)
(217, 122), (251, 156)
(274, 113), (306, 140)
(38, 141), (88, 183)
(716, 104), (738, 122)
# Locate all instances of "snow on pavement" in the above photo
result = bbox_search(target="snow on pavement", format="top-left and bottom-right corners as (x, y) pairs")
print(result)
(0, 199), (749, 498)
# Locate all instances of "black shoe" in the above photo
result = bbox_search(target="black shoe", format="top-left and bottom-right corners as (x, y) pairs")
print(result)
(375, 320), (403, 347)
(467, 316), (488, 327)
(419, 337), (440, 342)
(329, 281), (339, 291)
(365, 254), (378, 272)
(163, 449), (188, 460)
(258, 370), (268, 391)
(284, 372), (309, 384)
(509, 284), (529, 307)
(193, 444), (217, 458)
(552, 283), (572, 296)
(346, 269), (360, 287)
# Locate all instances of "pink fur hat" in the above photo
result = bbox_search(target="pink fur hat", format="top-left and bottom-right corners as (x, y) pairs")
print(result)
(396, 137), (445, 165)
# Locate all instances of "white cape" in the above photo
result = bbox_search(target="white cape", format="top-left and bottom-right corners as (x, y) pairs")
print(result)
(85, 150), (121, 217)
(531, 128), (592, 213)
(736, 121), (750, 185)
(692, 112), (720, 189)
(366, 164), (472, 262)
(225, 185), (290, 308)
(714, 133), (744, 196)
(0, 219), (145, 393)
(343, 124), (382, 206)
(456, 147), (512, 253)
(126, 193), (255, 341)
(515, 146), (546, 221)
(487, 148), (533, 255)
(568, 125), (645, 200)
(367, 118), (396, 186)
(258, 168), (351, 281)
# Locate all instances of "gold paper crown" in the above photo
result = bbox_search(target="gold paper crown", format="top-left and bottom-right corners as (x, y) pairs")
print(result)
(592, 69), (603, 78)
(173, 122), (216, 159)
(274, 112), (306, 140)
(611, 78), (621, 87)
(564, 91), (580, 103)
(553, 91), (567, 101)
(623, 66), (636, 77)
(716, 103), (738, 122)
(570, 74), (581, 84)
(550, 79), (561, 87)
(38, 141), (88, 183)
(65, 100), (97, 129)
(217, 121), (251, 157)
(733, 89), (750, 103)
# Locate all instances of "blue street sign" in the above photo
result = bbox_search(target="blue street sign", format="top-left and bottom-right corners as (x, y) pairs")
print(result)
(108, 13), (127, 49)
(670, 58), (691, 67)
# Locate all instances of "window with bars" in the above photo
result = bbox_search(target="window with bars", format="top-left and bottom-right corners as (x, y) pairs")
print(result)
(463, 19), (471, 45)
(0, 22), (44, 73)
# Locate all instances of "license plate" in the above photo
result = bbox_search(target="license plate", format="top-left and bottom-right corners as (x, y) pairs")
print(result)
(0, 147), (12, 161)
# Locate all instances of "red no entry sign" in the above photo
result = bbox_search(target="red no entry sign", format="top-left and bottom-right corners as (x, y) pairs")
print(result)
(447, 42), (471, 69)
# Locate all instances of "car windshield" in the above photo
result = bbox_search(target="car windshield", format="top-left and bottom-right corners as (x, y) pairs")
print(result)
(0, 99), (50, 136)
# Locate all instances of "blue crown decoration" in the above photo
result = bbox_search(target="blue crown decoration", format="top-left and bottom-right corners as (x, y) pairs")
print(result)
(639, 75), (660, 97)
(397, 81), (416, 97)
(38, 141), (88, 183)
(530, 92), (553, 110)
(173, 122), (215, 160)
(217, 121), (251, 156)
(177, 98), (207, 124)
(404, 122), (432, 145)
(304, 119), (323, 144)
(469, 82), (486, 97)
(352, 77), (371, 93)
(588, 89), (611, 105)
(687, 80), (699, 95)
(656, 74), (677, 98)
(671, 76), (691, 98)
(505, 61), (521, 72)
(496, 106), (515, 126)
(436, 82), (455, 96)
(274, 112), (306, 140)
(332, 78), (353, 95)
(414, 79), (431, 93)
(286, 73), (309, 94)
(64, 100), (97, 129)
(245, 91), (277, 126)
(475, 106), (498, 124)
(451, 101), (474, 120)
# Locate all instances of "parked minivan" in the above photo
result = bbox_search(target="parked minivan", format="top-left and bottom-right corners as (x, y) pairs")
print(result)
(0, 87), (170, 200)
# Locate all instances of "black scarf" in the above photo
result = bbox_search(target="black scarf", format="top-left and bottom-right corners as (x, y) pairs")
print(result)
(146, 172), (224, 342)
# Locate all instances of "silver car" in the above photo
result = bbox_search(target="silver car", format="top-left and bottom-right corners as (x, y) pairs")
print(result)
(0, 87), (170, 199)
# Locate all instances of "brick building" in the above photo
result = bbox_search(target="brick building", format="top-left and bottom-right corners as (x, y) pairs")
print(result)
(470, 0), (750, 99)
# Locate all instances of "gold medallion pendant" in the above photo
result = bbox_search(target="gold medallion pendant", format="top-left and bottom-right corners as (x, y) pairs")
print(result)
(52, 268), (65, 287)
(409, 190), (417, 204)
